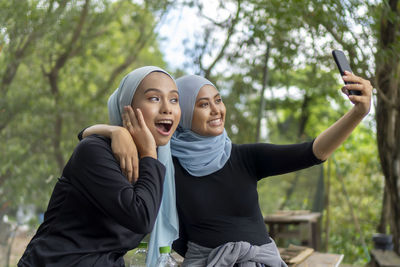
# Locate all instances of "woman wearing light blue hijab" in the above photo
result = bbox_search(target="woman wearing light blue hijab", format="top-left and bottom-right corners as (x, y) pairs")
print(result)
(19, 66), (180, 267)
(166, 73), (372, 266)
(167, 73), (372, 266)
(84, 70), (372, 266)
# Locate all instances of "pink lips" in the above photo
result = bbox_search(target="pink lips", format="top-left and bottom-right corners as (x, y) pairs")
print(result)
(156, 126), (172, 136)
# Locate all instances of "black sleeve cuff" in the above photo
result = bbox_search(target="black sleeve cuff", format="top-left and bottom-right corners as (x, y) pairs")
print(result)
(77, 127), (89, 141)
(310, 139), (327, 164)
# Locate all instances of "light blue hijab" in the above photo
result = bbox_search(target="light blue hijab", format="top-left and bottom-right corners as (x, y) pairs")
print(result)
(171, 75), (232, 177)
(108, 66), (179, 266)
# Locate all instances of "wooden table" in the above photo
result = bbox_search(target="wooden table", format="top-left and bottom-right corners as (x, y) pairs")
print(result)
(264, 211), (322, 250)
(296, 252), (343, 267)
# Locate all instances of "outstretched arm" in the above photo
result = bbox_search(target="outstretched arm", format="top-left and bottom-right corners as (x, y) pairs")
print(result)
(312, 71), (373, 160)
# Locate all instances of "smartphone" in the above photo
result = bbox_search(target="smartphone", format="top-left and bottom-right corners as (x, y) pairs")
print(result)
(332, 49), (361, 95)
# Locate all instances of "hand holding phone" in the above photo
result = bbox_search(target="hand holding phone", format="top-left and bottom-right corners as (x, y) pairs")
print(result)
(332, 50), (361, 95)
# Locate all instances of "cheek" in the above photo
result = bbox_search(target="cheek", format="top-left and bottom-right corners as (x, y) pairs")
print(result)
(139, 106), (156, 125)
(200, 114), (209, 129)
(174, 106), (181, 118)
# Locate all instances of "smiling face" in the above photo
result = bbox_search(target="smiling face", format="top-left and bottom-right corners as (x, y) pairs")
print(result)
(131, 72), (181, 146)
(191, 84), (226, 136)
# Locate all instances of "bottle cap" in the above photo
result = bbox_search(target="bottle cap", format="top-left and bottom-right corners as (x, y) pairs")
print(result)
(138, 242), (148, 249)
(159, 246), (171, 253)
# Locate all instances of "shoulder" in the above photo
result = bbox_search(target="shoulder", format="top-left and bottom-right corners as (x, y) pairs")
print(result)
(231, 142), (265, 156)
(73, 135), (113, 162)
(77, 134), (111, 149)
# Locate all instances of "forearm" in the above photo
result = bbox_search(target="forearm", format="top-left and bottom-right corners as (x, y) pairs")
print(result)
(313, 106), (366, 161)
(82, 124), (156, 159)
(82, 124), (122, 138)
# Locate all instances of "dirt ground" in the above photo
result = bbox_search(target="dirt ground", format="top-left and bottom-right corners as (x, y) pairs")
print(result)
(8, 229), (33, 267)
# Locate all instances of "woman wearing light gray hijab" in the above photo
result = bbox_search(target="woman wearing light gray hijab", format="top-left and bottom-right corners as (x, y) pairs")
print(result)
(19, 66), (181, 267)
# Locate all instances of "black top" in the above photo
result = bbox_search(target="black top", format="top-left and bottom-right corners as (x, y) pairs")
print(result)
(18, 135), (165, 267)
(172, 141), (323, 256)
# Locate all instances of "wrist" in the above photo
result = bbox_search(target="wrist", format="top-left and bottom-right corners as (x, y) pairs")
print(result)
(139, 150), (157, 160)
(110, 126), (129, 139)
(351, 105), (369, 119)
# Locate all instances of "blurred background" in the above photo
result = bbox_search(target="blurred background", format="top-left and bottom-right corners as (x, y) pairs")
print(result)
(1, 0), (399, 266)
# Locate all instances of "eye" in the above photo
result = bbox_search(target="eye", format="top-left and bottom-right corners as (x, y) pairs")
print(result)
(170, 97), (179, 104)
(199, 102), (209, 108)
(215, 98), (222, 104)
(148, 96), (160, 102)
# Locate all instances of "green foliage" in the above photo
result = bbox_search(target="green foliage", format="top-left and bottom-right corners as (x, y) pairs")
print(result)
(0, 0), (169, 221)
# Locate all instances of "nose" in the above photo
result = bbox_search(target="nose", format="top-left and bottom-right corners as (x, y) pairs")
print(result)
(160, 99), (172, 114)
(210, 102), (219, 115)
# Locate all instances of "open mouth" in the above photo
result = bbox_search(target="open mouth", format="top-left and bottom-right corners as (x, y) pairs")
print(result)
(155, 119), (173, 136)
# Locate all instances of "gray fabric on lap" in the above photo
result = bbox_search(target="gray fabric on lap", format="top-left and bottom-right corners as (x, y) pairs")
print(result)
(182, 239), (288, 267)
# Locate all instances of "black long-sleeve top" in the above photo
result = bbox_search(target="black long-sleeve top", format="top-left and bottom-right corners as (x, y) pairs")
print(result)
(172, 141), (324, 256)
(18, 135), (165, 267)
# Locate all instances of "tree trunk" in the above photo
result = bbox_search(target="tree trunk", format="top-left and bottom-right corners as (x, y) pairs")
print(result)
(377, 184), (390, 234)
(375, 0), (400, 254)
(256, 43), (270, 142)
(376, 93), (400, 253)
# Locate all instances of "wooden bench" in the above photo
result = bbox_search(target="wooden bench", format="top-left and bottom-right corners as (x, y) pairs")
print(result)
(369, 249), (400, 267)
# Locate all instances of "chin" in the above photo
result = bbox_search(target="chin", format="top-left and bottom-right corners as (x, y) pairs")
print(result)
(155, 137), (170, 147)
(205, 130), (224, 137)
(213, 127), (225, 135)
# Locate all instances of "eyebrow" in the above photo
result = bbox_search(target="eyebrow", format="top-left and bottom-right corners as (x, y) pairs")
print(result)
(196, 93), (220, 102)
(144, 88), (179, 95)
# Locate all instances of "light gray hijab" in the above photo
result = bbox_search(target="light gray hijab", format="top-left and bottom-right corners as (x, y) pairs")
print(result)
(108, 66), (179, 267)
(171, 75), (232, 177)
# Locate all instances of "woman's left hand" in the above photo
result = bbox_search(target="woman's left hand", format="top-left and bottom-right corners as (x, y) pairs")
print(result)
(341, 71), (373, 117)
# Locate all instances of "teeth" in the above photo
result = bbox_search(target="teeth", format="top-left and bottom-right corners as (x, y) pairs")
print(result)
(157, 120), (172, 124)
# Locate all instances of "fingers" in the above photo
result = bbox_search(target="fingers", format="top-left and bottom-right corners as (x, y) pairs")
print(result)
(119, 156), (134, 182)
(125, 157), (133, 183)
(132, 156), (139, 182)
(342, 71), (363, 84)
(125, 105), (139, 128)
(123, 106), (138, 136)
(120, 157), (126, 177)
(344, 83), (364, 94)
(343, 71), (370, 87)
(123, 110), (133, 136)
(130, 142), (139, 182)
(342, 71), (373, 97)
(341, 86), (349, 96)
(135, 109), (146, 128)
(127, 106), (139, 126)
(122, 110), (128, 128)
(348, 94), (366, 103)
